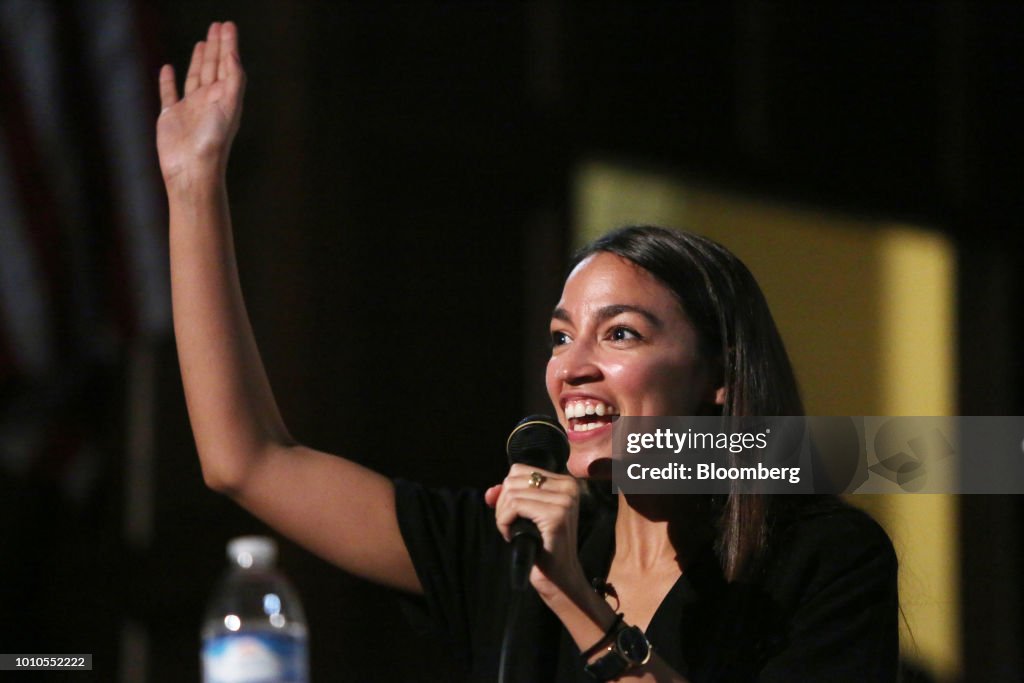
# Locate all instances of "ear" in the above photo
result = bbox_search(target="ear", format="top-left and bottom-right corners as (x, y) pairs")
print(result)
(697, 383), (727, 416)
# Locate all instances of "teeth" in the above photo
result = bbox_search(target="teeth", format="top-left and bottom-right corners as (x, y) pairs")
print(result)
(563, 399), (618, 421)
(572, 421), (607, 432)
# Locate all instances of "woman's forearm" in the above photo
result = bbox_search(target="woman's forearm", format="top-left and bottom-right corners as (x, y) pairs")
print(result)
(543, 587), (690, 683)
(169, 175), (292, 492)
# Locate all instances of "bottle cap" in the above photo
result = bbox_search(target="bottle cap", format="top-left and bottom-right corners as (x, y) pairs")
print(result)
(227, 536), (277, 569)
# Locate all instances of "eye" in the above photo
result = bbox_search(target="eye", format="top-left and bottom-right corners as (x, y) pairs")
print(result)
(550, 330), (571, 347)
(608, 326), (642, 343)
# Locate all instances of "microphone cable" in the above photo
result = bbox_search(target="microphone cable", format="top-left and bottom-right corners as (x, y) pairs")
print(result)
(497, 415), (568, 683)
(497, 586), (525, 683)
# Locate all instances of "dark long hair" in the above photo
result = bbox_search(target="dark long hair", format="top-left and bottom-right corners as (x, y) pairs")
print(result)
(572, 226), (804, 581)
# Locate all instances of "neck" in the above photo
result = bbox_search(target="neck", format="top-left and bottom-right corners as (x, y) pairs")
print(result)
(613, 493), (713, 572)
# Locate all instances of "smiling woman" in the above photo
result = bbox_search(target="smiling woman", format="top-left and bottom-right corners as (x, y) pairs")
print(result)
(424, 227), (898, 681)
(553, 227), (805, 581)
(160, 21), (897, 683)
(548, 251), (722, 478)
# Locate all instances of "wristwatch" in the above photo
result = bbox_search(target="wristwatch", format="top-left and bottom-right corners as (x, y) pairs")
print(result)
(583, 624), (653, 681)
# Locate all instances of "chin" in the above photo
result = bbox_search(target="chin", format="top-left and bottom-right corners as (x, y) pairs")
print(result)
(567, 452), (613, 480)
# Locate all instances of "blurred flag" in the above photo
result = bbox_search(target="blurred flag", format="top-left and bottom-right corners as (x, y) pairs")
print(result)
(0, 0), (168, 502)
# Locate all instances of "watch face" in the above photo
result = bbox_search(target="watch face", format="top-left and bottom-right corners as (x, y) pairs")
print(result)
(616, 626), (651, 664)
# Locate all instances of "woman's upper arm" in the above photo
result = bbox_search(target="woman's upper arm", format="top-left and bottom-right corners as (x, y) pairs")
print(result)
(229, 443), (422, 594)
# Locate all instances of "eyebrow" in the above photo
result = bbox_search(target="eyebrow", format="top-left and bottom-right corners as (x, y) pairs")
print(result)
(551, 304), (664, 329)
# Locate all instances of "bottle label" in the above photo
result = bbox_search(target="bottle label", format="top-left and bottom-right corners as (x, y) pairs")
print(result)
(202, 632), (307, 683)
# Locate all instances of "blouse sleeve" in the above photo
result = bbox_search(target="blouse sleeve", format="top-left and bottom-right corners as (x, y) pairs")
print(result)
(392, 478), (511, 671)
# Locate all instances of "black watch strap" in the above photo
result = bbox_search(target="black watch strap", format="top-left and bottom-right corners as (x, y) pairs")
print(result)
(584, 645), (630, 681)
(583, 625), (652, 681)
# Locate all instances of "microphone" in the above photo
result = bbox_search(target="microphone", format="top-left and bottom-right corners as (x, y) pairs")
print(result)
(505, 415), (569, 591)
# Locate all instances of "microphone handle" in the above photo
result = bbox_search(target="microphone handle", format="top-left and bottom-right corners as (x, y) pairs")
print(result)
(509, 517), (540, 591)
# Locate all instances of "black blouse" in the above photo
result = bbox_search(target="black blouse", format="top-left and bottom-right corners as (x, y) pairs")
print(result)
(394, 480), (898, 682)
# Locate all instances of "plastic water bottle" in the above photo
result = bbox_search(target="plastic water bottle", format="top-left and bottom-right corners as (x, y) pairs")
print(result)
(202, 536), (309, 683)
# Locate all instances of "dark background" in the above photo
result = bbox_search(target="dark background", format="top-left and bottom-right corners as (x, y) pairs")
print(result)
(1, 2), (1022, 681)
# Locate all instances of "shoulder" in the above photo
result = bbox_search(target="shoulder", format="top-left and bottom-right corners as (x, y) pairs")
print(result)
(761, 497), (897, 605)
(393, 479), (496, 547)
(770, 497), (894, 560)
(701, 500), (899, 681)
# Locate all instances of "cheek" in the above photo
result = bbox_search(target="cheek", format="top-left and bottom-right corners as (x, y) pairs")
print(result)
(616, 357), (704, 414)
(544, 357), (560, 405)
(603, 360), (658, 414)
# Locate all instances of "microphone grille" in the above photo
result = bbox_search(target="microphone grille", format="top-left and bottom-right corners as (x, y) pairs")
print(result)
(506, 414), (568, 471)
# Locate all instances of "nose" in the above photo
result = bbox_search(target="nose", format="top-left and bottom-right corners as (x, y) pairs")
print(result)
(553, 339), (602, 385)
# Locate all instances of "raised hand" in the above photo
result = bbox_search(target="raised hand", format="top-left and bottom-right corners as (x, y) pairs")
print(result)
(157, 21), (245, 188)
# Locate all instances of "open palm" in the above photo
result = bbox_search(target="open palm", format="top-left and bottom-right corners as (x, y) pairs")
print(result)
(157, 22), (245, 185)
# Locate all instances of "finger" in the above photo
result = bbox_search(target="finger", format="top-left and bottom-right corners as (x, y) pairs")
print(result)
(184, 41), (204, 96)
(502, 488), (574, 506)
(495, 485), (575, 524)
(494, 497), (571, 541)
(485, 485), (505, 507)
(504, 468), (576, 494)
(495, 501), (544, 541)
(218, 21), (239, 81)
(506, 463), (563, 481)
(200, 22), (220, 86)
(158, 64), (178, 111)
